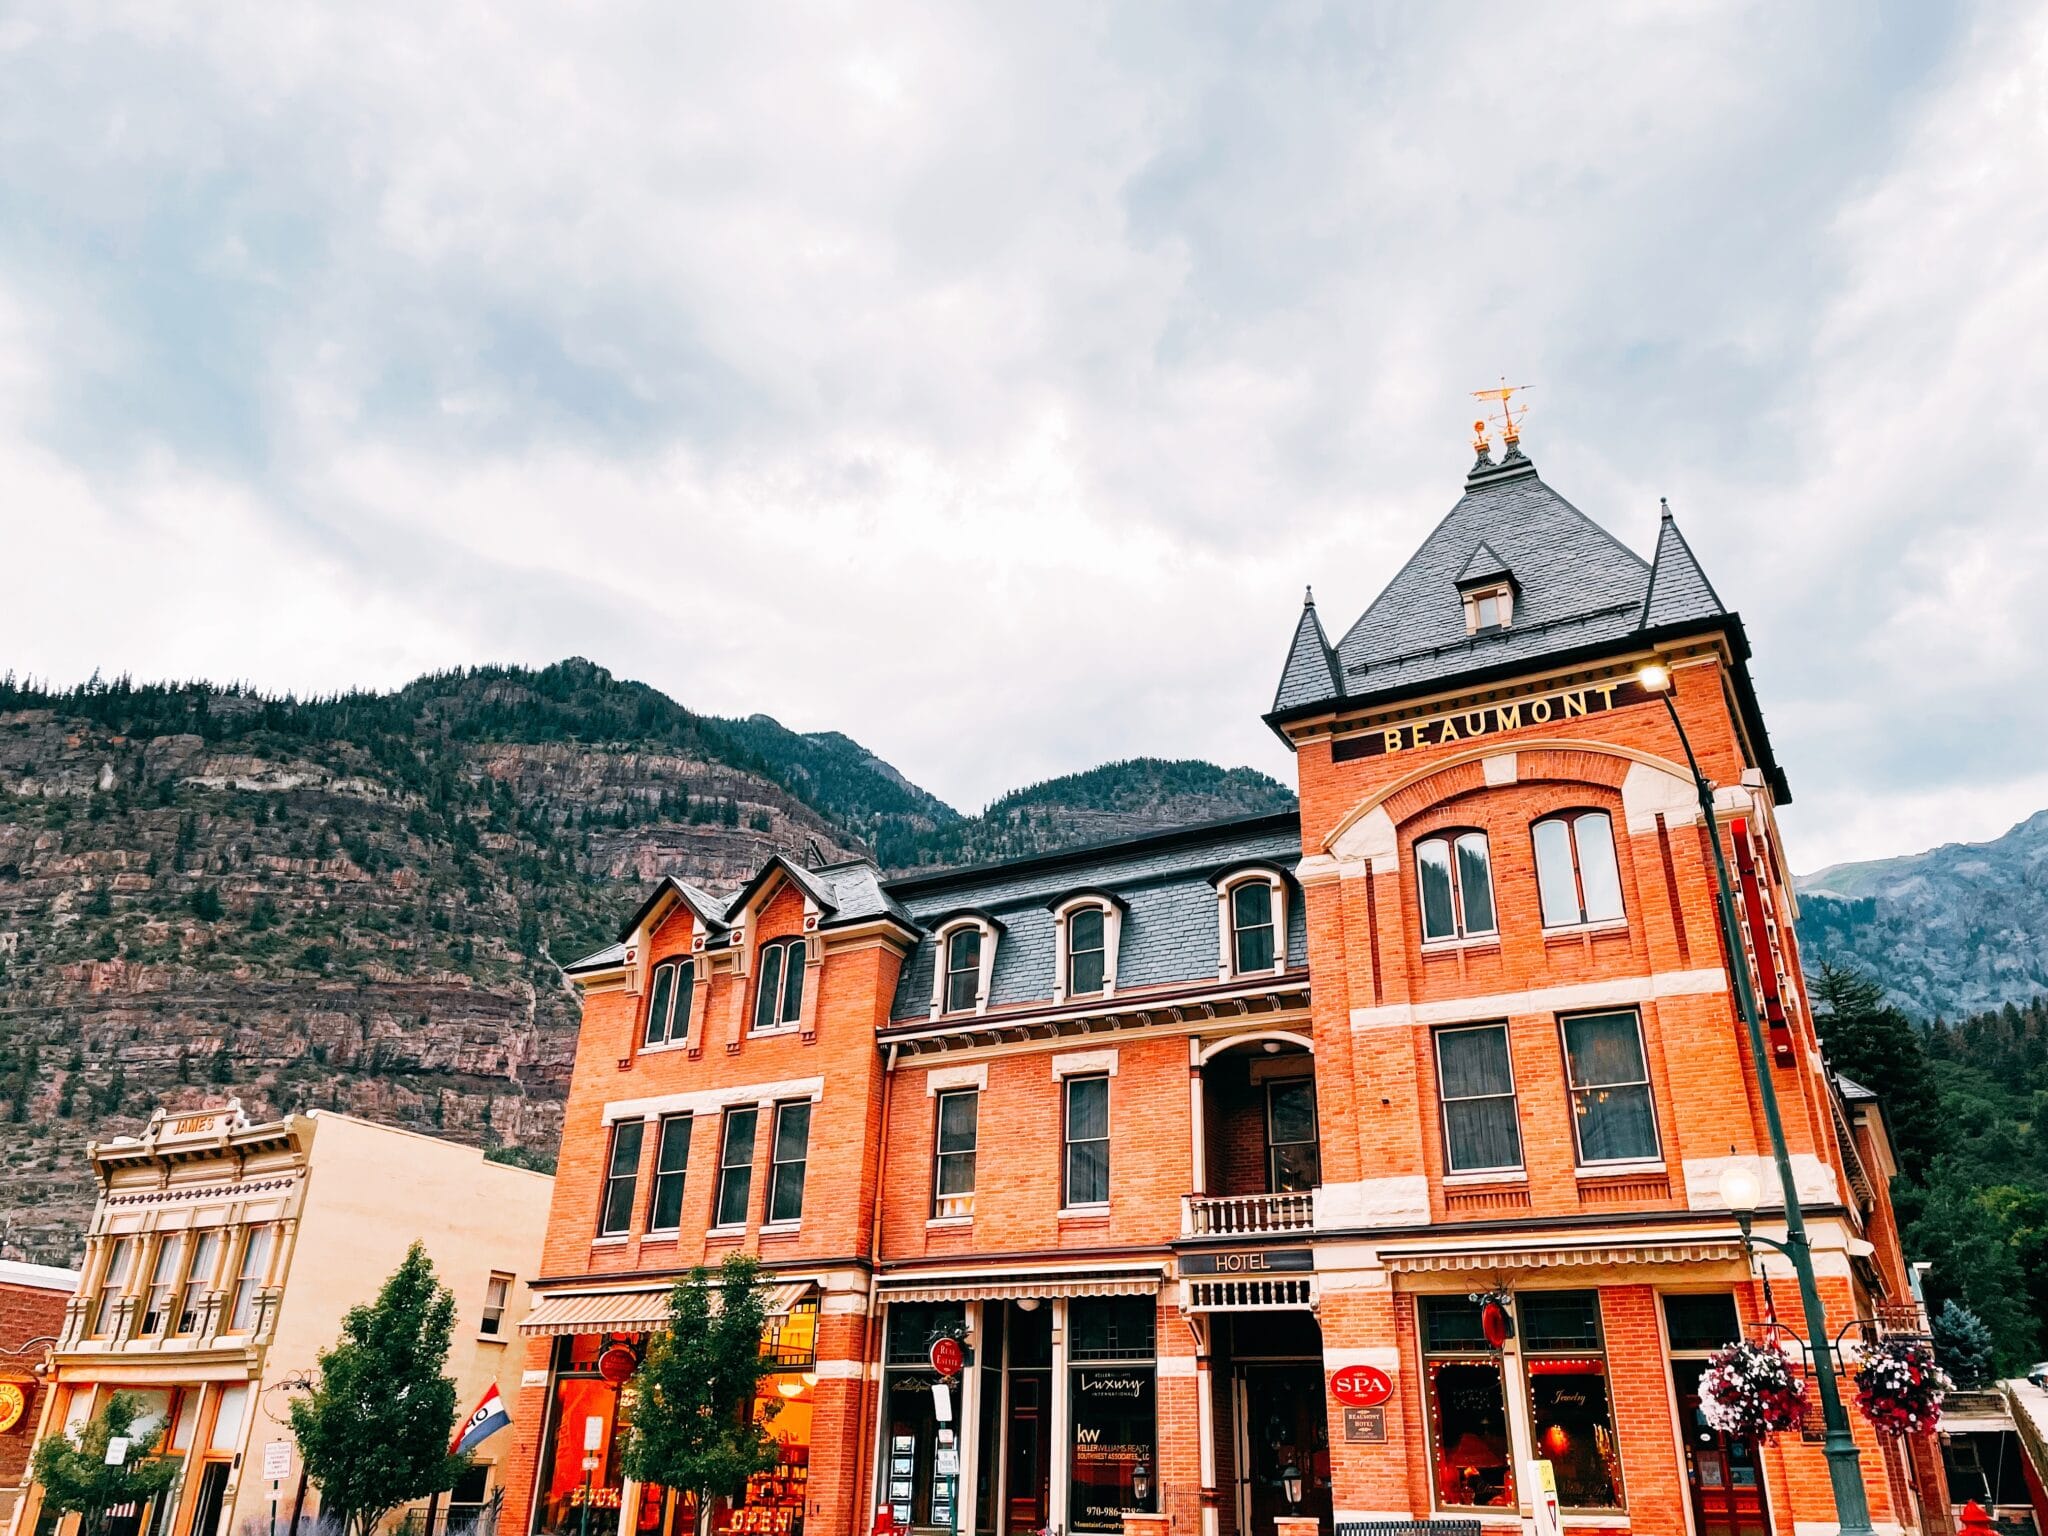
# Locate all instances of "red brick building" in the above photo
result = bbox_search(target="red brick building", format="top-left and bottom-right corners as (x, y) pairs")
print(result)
(1, 1258), (79, 1535)
(501, 440), (1945, 1536)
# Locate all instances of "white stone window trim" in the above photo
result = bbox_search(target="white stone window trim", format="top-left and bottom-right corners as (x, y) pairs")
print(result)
(602, 1077), (824, 1126)
(1539, 915), (1632, 940)
(925, 1063), (988, 1096)
(1441, 1168), (1529, 1188)
(1050, 1048), (1118, 1081)
(929, 914), (999, 1020)
(1056, 1203), (1111, 1219)
(1574, 1158), (1667, 1179)
(1050, 894), (1122, 1004)
(1215, 866), (1289, 981)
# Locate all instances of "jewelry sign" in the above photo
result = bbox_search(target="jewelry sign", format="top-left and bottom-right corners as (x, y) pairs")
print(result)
(1332, 677), (1654, 762)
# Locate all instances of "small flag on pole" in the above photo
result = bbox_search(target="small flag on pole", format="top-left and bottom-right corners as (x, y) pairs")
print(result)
(453, 1384), (512, 1456)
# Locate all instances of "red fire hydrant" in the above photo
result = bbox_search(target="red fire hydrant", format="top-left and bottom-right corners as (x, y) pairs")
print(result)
(1958, 1500), (1994, 1532)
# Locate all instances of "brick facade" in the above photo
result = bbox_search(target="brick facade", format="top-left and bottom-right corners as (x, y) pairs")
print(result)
(503, 452), (1943, 1536)
(0, 1264), (77, 1535)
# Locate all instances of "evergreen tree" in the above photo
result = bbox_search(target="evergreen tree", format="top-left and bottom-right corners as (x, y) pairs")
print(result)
(1931, 1300), (1999, 1388)
(288, 1242), (465, 1536)
(1812, 963), (1947, 1174)
(621, 1254), (781, 1535)
(30, 1391), (180, 1536)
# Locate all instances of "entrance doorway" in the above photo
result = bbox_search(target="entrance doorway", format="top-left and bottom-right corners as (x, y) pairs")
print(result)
(1671, 1361), (1770, 1536)
(1230, 1345), (1331, 1536)
(188, 1463), (232, 1536)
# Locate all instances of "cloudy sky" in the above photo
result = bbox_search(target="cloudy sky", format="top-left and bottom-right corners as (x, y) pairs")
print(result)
(1, 2), (2044, 871)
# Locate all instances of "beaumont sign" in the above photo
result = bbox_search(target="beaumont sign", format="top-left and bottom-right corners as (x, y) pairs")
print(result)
(1332, 677), (1654, 762)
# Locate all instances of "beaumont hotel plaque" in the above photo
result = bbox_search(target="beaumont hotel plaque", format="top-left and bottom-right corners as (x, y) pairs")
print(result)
(1331, 677), (1654, 762)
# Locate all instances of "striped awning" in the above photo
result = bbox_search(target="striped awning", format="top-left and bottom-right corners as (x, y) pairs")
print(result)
(1380, 1238), (1747, 1275)
(874, 1267), (1161, 1304)
(521, 1281), (814, 1336)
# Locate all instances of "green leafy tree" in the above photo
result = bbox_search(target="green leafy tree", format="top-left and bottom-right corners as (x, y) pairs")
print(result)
(621, 1254), (780, 1535)
(288, 1242), (465, 1536)
(30, 1391), (179, 1536)
(1906, 1165), (2039, 1371)
(1930, 1300), (1999, 1387)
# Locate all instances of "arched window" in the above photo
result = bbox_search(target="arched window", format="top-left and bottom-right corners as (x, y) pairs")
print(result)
(944, 927), (981, 1013)
(930, 914), (1000, 1018)
(1415, 830), (1498, 942)
(752, 937), (807, 1032)
(1051, 892), (1124, 1002)
(1214, 866), (1289, 979)
(642, 958), (694, 1048)
(1532, 811), (1625, 928)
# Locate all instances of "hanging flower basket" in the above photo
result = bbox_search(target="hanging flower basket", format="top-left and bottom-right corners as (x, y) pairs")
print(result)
(1700, 1338), (1808, 1440)
(1854, 1336), (1950, 1438)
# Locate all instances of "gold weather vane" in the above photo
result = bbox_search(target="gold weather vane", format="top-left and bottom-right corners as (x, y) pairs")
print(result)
(1471, 378), (1533, 450)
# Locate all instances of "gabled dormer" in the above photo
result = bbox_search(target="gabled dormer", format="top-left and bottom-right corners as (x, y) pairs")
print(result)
(1454, 542), (1518, 633)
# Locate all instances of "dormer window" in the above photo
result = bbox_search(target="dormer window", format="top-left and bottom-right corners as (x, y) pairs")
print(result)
(752, 937), (806, 1032)
(944, 928), (981, 1013)
(1464, 582), (1514, 633)
(930, 913), (1002, 1019)
(1050, 891), (1127, 1003)
(1214, 866), (1289, 980)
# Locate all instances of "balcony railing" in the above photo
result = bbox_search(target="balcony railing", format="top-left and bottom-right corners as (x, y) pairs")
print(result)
(1181, 1190), (1315, 1238)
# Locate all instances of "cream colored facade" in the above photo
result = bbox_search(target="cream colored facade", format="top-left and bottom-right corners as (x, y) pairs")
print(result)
(10, 1104), (552, 1536)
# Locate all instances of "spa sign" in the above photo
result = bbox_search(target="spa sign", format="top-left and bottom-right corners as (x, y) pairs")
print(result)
(1332, 677), (1654, 762)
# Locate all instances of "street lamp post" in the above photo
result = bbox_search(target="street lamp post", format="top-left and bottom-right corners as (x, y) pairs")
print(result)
(1637, 662), (1875, 1536)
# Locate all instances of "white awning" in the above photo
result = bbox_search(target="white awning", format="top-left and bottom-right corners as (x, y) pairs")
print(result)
(874, 1266), (1162, 1304)
(521, 1280), (814, 1336)
(1380, 1238), (1748, 1274)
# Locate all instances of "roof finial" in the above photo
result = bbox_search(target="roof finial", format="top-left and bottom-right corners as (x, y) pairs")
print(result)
(1659, 496), (1673, 520)
(1303, 584), (1316, 608)
(1471, 378), (1533, 461)
(1470, 418), (1493, 469)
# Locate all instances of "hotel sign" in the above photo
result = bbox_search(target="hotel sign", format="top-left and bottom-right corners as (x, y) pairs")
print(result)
(1332, 677), (1653, 762)
(1179, 1247), (1313, 1276)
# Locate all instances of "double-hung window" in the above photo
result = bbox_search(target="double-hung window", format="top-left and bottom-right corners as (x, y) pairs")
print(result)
(1264, 1077), (1321, 1192)
(1436, 1023), (1522, 1174)
(932, 1089), (978, 1218)
(1416, 831), (1498, 942)
(715, 1107), (758, 1228)
(768, 1102), (812, 1224)
(1533, 811), (1624, 928)
(1230, 881), (1276, 973)
(175, 1229), (222, 1335)
(481, 1273), (511, 1336)
(598, 1120), (644, 1237)
(944, 928), (981, 1014)
(648, 1114), (693, 1232)
(1063, 1074), (1110, 1207)
(643, 958), (693, 1048)
(228, 1226), (274, 1332)
(753, 938), (806, 1032)
(140, 1235), (183, 1336)
(92, 1237), (135, 1337)
(1561, 1010), (1660, 1164)
(1067, 908), (1106, 996)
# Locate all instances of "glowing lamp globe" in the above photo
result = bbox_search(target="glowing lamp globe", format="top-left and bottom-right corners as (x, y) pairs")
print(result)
(1719, 1161), (1763, 1214)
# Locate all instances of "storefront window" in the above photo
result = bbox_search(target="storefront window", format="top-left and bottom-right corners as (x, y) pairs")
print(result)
(1421, 1297), (1513, 1511)
(535, 1335), (634, 1536)
(1520, 1292), (1624, 1510)
(880, 1304), (966, 1530)
(1068, 1298), (1157, 1534)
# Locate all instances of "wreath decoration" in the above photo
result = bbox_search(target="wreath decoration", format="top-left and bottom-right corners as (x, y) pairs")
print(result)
(1699, 1338), (1808, 1440)
(1853, 1336), (1950, 1438)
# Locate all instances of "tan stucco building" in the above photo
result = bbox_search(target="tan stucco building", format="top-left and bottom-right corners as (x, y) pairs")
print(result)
(10, 1103), (552, 1536)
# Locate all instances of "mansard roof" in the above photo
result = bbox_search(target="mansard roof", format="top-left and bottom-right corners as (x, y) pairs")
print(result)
(883, 810), (1305, 1024)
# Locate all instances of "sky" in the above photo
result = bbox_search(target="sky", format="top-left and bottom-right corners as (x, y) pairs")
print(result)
(1, 3), (2045, 872)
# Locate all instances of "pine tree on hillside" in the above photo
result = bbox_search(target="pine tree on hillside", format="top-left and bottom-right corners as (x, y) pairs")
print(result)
(1812, 962), (1948, 1175)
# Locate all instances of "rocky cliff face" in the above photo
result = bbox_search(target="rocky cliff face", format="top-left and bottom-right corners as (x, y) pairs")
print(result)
(1796, 808), (2048, 1019)
(0, 662), (1293, 1261)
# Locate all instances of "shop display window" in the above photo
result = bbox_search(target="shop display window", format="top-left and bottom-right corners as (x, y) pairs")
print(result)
(1520, 1291), (1624, 1511)
(1068, 1298), (1157, 1533)
(1421, 1297), (1514, 1510)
